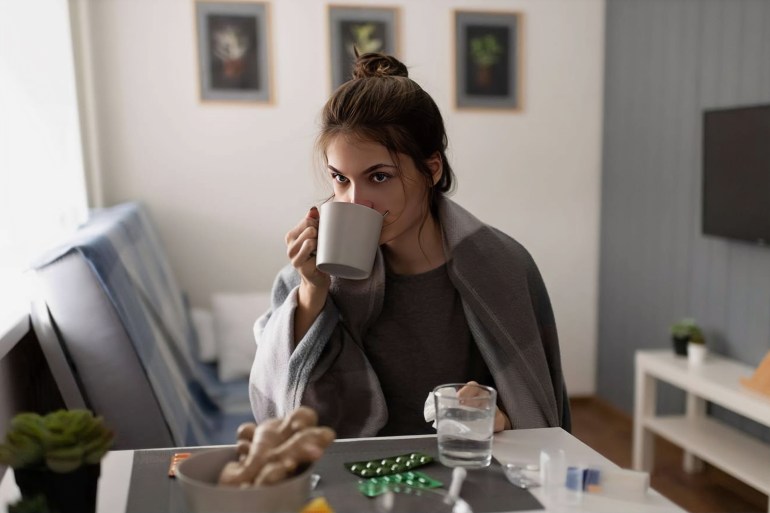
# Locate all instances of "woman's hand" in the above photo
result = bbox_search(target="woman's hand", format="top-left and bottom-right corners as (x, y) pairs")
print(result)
(493, 406), (512, 432)
(458, 381), (512, 433)
(285, 207), (330, 292)
(285, 207), (330, 344)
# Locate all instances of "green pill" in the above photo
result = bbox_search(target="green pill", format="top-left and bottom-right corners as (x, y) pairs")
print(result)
(345, 452), (433, 477)
(356, 471), (443, 497)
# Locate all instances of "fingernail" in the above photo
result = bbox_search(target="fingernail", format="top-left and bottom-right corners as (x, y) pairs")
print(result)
(308, 206), (320, 219)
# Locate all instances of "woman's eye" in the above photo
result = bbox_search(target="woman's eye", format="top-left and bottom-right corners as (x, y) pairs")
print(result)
(371, 172), (390, 183)
(331, 173), (348, 184)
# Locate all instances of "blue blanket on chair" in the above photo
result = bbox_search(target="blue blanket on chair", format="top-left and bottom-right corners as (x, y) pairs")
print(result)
(34, 202), (252, 446)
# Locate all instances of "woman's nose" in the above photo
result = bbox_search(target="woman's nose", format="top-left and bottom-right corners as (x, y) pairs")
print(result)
(339, 187), (373, 208)
(353, 198), (374, 208)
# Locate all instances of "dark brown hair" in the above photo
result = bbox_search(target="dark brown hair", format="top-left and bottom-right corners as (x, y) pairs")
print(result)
(317, 53), (455, 217)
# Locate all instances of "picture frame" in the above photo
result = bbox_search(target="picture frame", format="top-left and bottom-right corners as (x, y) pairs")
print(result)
(194, 1), (273, 103)
(328, 5), (400, 90)
(454, 10), (523, 111)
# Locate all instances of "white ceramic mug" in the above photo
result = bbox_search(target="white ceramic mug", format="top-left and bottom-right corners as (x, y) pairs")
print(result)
(316, 202), (384, 280)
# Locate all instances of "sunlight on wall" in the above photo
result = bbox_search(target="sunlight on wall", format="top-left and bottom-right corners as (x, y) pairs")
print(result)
(0, 0), (88, 291)
(0, 0), (88, 327)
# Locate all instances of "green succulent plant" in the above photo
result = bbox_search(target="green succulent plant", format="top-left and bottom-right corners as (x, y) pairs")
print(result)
(0, 410), (113, 473)
(671, 318), (696, 339)
(670, 318), (705, 344)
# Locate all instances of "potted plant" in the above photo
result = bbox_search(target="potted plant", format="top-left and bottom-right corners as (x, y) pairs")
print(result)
(0, 409), (114, 513)
(670, 318), (696, 356)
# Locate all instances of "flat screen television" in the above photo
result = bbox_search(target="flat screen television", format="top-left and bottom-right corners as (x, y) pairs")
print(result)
(702, 104), (770, 245)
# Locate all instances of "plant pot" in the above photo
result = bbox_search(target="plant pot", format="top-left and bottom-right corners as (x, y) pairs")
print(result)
(687, 343), (707, 366)
(14, 464), (100, 513)
(672, 336), (689, 356)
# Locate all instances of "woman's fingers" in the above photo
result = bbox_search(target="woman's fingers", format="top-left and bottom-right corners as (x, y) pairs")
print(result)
(494, 407), (511, 432)
(458, 381), (505, 416)
(287, 225), (318, 260)
(449, 382), (509, 432)
(283, 209), (330, 289)
(457, 381), (480, 398)
(285, 208), (320, 248)
(457, 381), (484, 406)
(291, 236), (318, 269)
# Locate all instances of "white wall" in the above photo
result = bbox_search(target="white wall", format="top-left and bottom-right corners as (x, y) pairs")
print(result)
(82, 0), (604, 395)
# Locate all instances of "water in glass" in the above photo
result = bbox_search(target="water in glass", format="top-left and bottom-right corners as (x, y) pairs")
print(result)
(437, 406), (493, 468)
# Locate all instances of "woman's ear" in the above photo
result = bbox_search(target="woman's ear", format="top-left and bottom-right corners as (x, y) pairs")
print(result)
(426, 152), (443, 185)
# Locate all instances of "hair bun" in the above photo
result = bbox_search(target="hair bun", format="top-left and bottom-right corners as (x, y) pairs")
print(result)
(351, 52), (408, 79)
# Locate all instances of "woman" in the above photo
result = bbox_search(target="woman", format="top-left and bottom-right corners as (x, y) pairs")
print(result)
(249, 53), (569, 438)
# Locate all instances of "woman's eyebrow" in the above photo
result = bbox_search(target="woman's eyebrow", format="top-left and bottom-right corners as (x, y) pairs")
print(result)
(327, 163), (397, 175)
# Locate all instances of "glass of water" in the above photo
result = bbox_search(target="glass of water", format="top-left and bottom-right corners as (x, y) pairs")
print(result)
(433, 383), (497, 468)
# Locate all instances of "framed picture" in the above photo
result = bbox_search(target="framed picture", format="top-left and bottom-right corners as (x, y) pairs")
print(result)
(454, 10), (522, 111)
(195, 1), (273, 103)
(328, 5), (400, 90)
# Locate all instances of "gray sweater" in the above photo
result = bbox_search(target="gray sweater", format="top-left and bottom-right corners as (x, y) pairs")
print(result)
(249, 198), (567, 437)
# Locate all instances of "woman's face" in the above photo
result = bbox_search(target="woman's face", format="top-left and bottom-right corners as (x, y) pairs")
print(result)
(325, 136), (431, 247)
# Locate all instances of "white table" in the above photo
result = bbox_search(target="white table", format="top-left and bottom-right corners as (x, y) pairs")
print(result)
(1, 428), (683, 513)
(492, 428), (681, 512)
(633, 350), (770, 512)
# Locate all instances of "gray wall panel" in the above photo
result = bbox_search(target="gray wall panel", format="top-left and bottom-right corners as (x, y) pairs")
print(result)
(599, 0), (770, 438)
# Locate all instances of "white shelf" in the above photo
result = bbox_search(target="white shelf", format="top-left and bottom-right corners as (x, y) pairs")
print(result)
(637, 350), (770, 426)
(634, 350), (770, 512)
(644, 415), (770, 494)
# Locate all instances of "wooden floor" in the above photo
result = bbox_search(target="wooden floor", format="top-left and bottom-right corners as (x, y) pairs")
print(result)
(570, 397), (766, 513)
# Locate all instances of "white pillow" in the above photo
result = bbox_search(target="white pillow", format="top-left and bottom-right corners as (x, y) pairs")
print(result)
(212, 292), (272, 382)
(190, 308), (217, 363)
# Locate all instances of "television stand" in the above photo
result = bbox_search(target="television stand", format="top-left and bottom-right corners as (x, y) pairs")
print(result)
(633, 349), (770, 512)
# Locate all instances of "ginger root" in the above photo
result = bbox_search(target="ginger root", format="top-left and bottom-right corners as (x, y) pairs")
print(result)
(218, 407), (335, 487)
